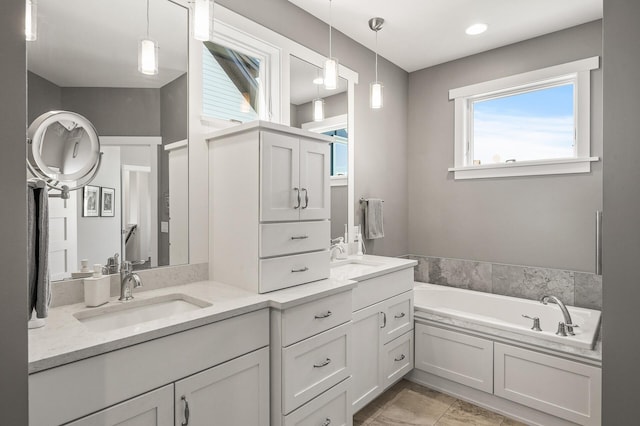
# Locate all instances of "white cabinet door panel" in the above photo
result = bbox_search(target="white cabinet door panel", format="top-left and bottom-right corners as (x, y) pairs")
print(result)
(299, 139), (330, 221)
(383, 331), (414, 389)
(415, 323), (494, 393)
(174, 347), (269, 426)
(351, 302), (384, 413)
(260, 131), (300, 222)
(494, 343), (601, 426)
(67, 385), (173, 426)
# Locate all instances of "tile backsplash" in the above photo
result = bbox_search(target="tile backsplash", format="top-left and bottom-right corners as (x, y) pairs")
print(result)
(50, 263), (209, 308)
(406, 255), (602, 310)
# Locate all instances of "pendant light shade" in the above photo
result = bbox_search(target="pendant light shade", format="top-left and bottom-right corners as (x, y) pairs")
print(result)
(313, 98), (325, 122)
(193, 0), (213, 41)
(25, 0), (37, 41)
(138, 39), (158, 75)
(369, 17), (385, 110)
(323, 0), (338, 90)
(139, 0), (158, 75)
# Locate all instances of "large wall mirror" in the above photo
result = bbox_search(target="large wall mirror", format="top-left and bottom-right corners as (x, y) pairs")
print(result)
(289, 56), (349, 241)
(27, 0), (189, 280)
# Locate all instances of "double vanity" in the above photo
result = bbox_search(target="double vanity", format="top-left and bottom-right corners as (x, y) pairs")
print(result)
(28, 255), (416, 426)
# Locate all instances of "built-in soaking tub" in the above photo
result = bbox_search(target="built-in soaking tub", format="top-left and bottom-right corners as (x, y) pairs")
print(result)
(414, 283), (601, 350)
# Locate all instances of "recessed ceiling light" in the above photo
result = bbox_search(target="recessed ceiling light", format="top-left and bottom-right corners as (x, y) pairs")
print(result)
(313, 77), (324, 85)
(465, 23), (488, 36)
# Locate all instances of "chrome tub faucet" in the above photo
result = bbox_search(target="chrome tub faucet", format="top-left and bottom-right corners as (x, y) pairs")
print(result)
(540, 295), (578, 335)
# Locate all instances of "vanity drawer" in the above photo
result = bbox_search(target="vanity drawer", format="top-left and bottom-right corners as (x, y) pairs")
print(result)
(260, 251), (330, 293)
(383, 331), (413, 389)
(282, 322), (351, 414)
(383, 291), (414, 344)
(281, 290), (352, 346)
(260, 221), (329, 257)
(283, 378), (351, 426)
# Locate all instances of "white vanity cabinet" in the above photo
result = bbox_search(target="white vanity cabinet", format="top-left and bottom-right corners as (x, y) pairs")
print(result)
(208, 121), (332, 294)
(29, 310), (270, 426)
(350, 268), (414, 414)
(271, 290), (353, 426)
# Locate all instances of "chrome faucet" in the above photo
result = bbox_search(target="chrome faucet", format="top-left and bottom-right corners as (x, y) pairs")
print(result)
(540, 295), (578, 335)
(119, 261), (142, 301)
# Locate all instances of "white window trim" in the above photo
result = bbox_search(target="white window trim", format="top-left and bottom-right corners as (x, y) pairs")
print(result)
(448, 56), (600, 180)
(302, 114), (348, 186)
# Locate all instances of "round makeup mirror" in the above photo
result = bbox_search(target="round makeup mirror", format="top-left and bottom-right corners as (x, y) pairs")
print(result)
(27, 111), (102, 198)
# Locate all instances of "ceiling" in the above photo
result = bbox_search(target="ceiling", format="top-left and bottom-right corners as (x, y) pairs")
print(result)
(28, 0), (188, 88)
(287, 0), (603, 73)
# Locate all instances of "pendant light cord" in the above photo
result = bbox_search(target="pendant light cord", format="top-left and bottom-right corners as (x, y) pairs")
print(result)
(146, 0), (150, 38)
(329, 0), (333, 58)
(375, 30), (378, 82)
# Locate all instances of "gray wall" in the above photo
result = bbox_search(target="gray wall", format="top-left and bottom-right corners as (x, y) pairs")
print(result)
(0, 0), (28, 422)
(407, 21), (603, 272)
(602, 1), (640, 421)
(62, 87), (161, 136)
(159, 73), (189, 265)
(293, 91), (348, 128)
(28, 72), (61, 123)
(331, 185), (348, 239)
(218, 0), (409, 256)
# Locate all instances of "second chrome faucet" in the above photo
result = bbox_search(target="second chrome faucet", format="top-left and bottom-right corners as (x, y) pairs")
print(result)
(540, 295), (578, 336)
(119, 261), (143, 301)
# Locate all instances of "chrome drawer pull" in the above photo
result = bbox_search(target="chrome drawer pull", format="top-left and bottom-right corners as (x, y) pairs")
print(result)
(301, 188), (309, 209)
(394, 354), (406, 362)
(291, 267), (309, 273)
(291, 235), (309, 240)
(380, 312), (387, 328)
(394, 312), (406, 319)
(293, 187), (301, 209)
(314, 311), (332, 319)
(321, 419), (331, 426)
(314, 358), (332, 368)
(181, 396), (190, 426)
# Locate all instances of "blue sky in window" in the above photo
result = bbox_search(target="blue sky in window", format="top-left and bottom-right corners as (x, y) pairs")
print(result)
(473, 84), (575, 164)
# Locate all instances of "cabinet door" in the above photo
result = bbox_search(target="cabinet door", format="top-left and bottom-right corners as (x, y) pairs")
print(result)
(261, 131), (300, 222)
(381, 291), (414, 344)
(175, 347), (269, 426)
(67, 385), (173, 426)
(351, 302), (384, 413)
(299, 139), (330, 221)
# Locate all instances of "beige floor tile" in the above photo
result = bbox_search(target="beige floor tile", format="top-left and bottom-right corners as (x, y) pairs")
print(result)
(372, 387), (455, 426)
(435, 400), (505, 426)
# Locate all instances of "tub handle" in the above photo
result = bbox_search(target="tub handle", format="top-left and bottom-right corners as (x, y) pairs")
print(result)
(522, 315), (542, 332)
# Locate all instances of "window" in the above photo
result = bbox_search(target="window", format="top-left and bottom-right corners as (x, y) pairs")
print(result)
(449, 57), (599, 179)
(323, 128), (348, 177)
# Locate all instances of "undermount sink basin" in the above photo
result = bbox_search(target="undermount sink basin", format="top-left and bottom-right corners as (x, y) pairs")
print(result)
(330, 258), (384, 280)
(73, 294), (212, 332)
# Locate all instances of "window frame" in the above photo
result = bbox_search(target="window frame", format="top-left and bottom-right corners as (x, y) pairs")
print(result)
(448, 57), (600, 180)
(302, 114), (348, 186)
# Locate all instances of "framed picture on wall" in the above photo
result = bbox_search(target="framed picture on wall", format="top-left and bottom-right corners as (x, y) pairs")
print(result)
(100, 187), (115, 217)
(82, 185), (100, 217)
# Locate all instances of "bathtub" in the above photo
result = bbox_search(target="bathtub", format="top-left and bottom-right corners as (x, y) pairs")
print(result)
(413, 283), (601, 350)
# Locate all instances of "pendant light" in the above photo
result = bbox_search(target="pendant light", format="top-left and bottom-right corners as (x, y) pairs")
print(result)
(313, 71), (325, 122)
(193, 0), (213, 41)
(369, 17), (384, 109)
(323, 0), (338, 90)
(138, 0), (158, 76)
(25, 0), (37, 41)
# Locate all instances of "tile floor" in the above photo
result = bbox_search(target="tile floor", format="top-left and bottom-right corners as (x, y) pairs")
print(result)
(353, 380), (528, 426)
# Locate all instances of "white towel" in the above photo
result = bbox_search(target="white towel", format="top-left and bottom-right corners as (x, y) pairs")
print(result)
(27, 181), (51, 319)
(363, 198), (384, 240)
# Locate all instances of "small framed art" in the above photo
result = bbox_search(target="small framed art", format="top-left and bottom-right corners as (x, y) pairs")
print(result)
(100, 187), (115, 217)
(83, 185), (100, 217)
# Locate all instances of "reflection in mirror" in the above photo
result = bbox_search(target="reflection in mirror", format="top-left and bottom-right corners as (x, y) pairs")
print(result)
(290, 56), (349, 241)
(27, 0), (189, 280)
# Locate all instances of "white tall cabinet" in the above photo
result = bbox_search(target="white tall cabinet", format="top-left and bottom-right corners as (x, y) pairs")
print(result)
(208, 121), (332, 293)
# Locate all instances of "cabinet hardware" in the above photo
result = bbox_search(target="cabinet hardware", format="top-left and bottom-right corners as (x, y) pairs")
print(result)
(301, 188), (309, 209)
(291, 267), (309, 273)
(394, 354), (406, 362)
(293, 187), (301, 209)
(314, 358), (332, 368)
(291, 235), (309, 240)
(380, 312), (387, 328)
(181, 396), (190, 426)
(394, 312), (406, 319)
(321, 418), (332, 426)
(314, 311), (333, 319)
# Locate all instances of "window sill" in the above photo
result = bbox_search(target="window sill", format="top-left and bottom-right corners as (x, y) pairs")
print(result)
(331, 176), (347, 187)
(448, 157), (599, 180)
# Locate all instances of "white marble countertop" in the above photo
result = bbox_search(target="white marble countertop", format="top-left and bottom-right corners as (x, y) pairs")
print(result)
(329, 254), (417, 282)
(29, 277), (357, 373)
